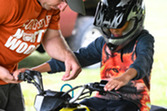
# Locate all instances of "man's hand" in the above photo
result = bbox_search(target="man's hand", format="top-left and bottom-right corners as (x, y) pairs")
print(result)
(0, 66), (19, 83)
(43, 29), (81, 81)
(13, 68), (28, 81)
(62, 52), (81, 81)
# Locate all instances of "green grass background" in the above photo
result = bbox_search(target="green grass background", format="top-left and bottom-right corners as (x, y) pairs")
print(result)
(19, 0), (167, 110)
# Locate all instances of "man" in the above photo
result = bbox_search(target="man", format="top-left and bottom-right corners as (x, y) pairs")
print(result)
(30, 0), (154, 110)
(0, 0), (85, 110)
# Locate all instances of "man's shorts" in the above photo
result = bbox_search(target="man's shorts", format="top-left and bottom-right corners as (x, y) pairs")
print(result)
(0, 83), (25, 111)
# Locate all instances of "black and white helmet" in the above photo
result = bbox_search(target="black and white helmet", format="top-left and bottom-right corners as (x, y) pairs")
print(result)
(94, 0), (145, 51)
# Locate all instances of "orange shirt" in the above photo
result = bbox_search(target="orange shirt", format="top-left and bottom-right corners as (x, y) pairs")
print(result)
(0, 0), (60, 84)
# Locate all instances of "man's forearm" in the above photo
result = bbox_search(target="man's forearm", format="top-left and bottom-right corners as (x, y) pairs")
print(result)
(31, 63), (51, 73)
(42, 29), (72, 61)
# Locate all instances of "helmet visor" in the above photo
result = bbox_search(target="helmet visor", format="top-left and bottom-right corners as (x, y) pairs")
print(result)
(101, 19), (137, 45)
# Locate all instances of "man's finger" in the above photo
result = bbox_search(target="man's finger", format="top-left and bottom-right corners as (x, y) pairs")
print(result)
(62, 65), (71, 81)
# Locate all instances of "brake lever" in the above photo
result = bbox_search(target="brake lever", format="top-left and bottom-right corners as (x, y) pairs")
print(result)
(18, 70), (44, 94)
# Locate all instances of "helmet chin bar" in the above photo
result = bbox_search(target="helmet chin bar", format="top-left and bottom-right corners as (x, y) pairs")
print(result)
(106, 43), (118, 52)
(106, 35), (134, 52)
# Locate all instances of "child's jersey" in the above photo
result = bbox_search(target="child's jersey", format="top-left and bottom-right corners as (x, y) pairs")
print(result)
(98, 43), (151, 111)
(0, 0), (60, 84)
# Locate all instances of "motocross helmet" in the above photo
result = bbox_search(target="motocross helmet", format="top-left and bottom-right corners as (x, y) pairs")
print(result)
(66, 0), (86, 15)
(94, 0), (145, 51)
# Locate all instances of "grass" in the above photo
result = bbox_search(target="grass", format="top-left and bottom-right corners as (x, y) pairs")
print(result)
(19, 0), (167, 110)
(144, 0), (167, 107)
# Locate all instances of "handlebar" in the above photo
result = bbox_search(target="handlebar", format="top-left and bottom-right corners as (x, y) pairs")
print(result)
(18, 70), (137, 104)
(66, 81), (137, 103)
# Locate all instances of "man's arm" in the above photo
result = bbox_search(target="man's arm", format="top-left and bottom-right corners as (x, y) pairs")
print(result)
(42, 29), (81, 81)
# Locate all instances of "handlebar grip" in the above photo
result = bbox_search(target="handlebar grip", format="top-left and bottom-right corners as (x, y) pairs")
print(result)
(117, 85), (137, 93)
(17, 70), (42, 81)
(100, 80), (137, 93)
(18, 72), (26, 81)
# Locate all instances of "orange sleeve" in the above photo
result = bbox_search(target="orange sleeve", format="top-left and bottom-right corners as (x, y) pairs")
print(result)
(0, 0), (15, 24)
(48, 10), (61, 30)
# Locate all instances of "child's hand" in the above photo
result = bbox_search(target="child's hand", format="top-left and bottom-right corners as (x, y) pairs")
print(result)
(104, 68), (138, 91)
(104, 76), (129, 91)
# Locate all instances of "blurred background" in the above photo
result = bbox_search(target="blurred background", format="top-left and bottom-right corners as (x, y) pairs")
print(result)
(19, 0), (167, 110)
